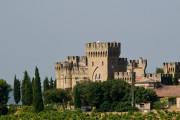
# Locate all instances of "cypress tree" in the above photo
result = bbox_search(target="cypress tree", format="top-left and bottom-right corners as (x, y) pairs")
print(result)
(54, 79), (56, 88)
(13, 75), (21, 104)
(73, 86), (81, 108)
(49, 77), (54, 89)
(43, 77), (49, 92)
(33, 67), (44, 112)
(21, 71), (33, 105)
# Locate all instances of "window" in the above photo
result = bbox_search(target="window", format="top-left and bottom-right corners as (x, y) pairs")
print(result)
(95, 74), (97, 80)
(99, 74), (101, 79)
(92, 61), (94, 66)
(102, 61), (104, 66)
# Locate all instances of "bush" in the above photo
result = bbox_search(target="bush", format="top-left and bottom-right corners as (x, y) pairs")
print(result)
(0, 105), (8, 115)
(98, 101), (111, 112)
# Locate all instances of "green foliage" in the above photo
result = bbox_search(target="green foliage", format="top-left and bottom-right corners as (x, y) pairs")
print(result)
(135, 87), (158, 103)
(33, 67), (44, 112)
(49, 77), (54, 89)
(156, 68), (164, 74)
(1, 108), (180, 120)
(73, 80), (158, 112)
(43, 89), (71, 106)
(173, 76), (179, 85)
(13, 75), (21, 104)
(21, 71), (33, 105)
(43, 77), (49, 92)
(0, 79), (11, 115)
(73, 86), (81, 108)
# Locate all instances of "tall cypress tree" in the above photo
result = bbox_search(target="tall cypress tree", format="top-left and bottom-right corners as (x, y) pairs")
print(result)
(21, 71), (33, 105)
(43, 77), (49, 92)
(13, 75), (21, 104)
(33, 67), (44, 112)
(54, 79), (56, 88)
(49, 77), (54, 89)
(73, 86), (81, 108)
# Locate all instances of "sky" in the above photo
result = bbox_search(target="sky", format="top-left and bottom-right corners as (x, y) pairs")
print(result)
(0, 0), (180, 85)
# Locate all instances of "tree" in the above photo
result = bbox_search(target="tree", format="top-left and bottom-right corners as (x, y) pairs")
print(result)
(21, 71), (33, 105)
(13, 75), (21, 104)
(54, 79), (56, 88)
(73, 80), (158, 112)
(73, 86), (81, 108)
(156, 68), (164, 74)
(173, 75), (179, 85)
(43, 89), (71, 107)
(49, 77), (54, 89)
(33, 67), (44, 112)
(135, 87), (158, 103)
(43, 77), (49, 92)
(0, 79), (11, 115)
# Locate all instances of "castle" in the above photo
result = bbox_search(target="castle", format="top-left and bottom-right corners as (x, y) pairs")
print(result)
(55, 41), (180, 89)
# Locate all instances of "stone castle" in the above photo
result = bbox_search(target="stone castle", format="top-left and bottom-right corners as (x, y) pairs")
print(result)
(55, 41), (180, 89)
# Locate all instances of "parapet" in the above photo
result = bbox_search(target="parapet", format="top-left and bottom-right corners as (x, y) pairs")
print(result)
(129, 57), (147, 64)
(86, 41), (121, 49)
(161, 74), (173, 78)
(118, 58), (128, 64)
(163, 62), (180, 66)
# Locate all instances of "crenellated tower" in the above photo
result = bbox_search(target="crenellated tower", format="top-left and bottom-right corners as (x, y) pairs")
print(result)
(86, 41), (127, 81)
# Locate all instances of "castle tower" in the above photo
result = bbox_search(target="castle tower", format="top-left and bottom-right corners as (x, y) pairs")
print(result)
(127, 57), (147, 81)
(86, 41), (124, 81)
(55, 62), (72, 89)
(163, 62), (180, 78)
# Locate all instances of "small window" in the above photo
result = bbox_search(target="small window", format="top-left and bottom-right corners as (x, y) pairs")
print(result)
(102, 61), (104, 66)
(92, 62), (94, 66)
(95, 74), (97, 80)
(140, 104), (144, 108)
(99, 74), (101, 79)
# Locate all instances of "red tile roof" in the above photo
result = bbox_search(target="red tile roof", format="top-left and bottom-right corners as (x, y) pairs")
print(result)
(155, 86), (180, 97)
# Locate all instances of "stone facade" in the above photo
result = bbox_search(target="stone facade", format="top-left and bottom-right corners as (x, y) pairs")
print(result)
(55, 41), (180, 89)
(55, 41), (129, 89)
(163, 62), (180, 78)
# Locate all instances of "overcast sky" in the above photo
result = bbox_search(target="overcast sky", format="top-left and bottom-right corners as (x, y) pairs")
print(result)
(0, 0), (180, 85)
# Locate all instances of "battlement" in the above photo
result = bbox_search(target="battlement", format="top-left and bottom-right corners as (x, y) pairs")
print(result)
(163, 62), (180, 66)
(114, 72), (133, 82)
(86, 41), (121, 57)
(86, 41), (120, 49)
(129, 57), (147, 65)
(161, 74), (173, 78)
(55, 61), (73, 70)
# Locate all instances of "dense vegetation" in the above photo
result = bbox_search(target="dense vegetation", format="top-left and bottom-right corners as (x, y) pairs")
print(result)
(0, 79), (11, 115)
(73, 80), (158, 112)
(1, 106), (180, 120)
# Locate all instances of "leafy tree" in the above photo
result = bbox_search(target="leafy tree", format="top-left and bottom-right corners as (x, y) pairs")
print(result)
(21, 71), (33, 105)
(73, 80), (158, 112)
(33, 67), (44, 112)
(135, 87), (158, 103)
(13, 75), (21, 104)
(156, 68), (164, 74)
(0, 79), (11, 115)
(43, 89), (71, 107)
(173, 75), (178, 85)
(43, 77), (49, 92)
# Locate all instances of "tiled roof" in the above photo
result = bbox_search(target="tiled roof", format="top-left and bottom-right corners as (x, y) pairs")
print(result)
(155, 85), (180, 97)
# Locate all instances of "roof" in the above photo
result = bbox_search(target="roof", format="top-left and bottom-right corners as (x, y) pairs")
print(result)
(155, 86), (180, 97)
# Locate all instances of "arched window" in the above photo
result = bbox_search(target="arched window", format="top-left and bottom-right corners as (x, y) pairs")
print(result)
(99, 74), (101, 79)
